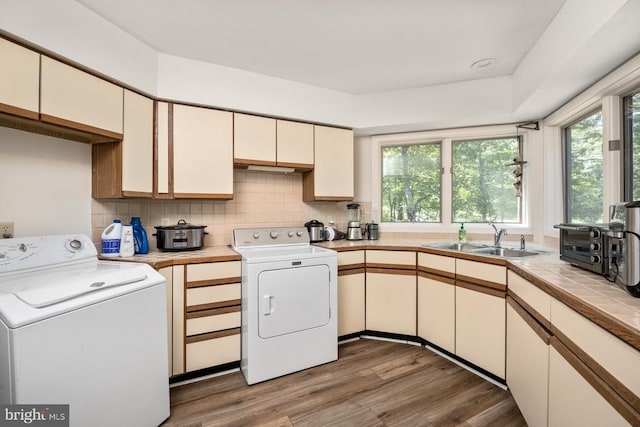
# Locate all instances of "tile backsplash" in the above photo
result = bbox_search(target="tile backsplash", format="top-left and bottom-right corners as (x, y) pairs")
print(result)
(92, 170), (371, 249)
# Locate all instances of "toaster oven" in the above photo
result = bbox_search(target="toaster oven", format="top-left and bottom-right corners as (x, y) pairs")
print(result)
(554, 224), (609, 275)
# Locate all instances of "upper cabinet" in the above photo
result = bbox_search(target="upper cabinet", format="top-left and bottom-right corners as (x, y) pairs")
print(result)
(92, 90), (154, 198)
(233, 114), (315, 171)
(233, 113), (276, 166)
(172, 104), (234, 199)
(0, 38), (39, 120)
(40, 56), (123, 141)
(303, 125), (354, 201)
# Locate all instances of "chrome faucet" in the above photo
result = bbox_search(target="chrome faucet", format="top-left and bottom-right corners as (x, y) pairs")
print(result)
(490, 223), (508, 247)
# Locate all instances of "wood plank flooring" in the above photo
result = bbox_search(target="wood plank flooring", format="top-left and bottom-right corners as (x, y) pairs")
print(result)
(162, 339), (526, 427)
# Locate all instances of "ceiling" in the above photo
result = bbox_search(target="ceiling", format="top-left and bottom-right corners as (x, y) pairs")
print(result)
(73, 0), (567, 95)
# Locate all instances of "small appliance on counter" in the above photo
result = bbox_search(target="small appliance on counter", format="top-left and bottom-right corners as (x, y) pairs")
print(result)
(607, 201), (640, 297)
(304, 220), (325, 242)
(553, 223), (609, 275)
(365, 222), (379, 240)
(347, 203), (363, 241)
(153, 219), (208, 251)
(324, 224), (347, 241)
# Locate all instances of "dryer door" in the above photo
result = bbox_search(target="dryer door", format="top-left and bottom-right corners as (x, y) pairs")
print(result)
(258, 264), (330, 339)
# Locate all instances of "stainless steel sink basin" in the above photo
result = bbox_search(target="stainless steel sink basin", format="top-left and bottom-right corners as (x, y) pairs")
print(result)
(423, 242), (487, 251)
(470, 247), (546, 258)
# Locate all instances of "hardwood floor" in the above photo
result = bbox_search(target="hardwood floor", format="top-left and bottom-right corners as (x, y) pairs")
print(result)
(162, 339), (527, 427)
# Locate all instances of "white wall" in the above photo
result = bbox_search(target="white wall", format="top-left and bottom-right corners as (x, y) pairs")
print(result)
(0, 127), (92, 237)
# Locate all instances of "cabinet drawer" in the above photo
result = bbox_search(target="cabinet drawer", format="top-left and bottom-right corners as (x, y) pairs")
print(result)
(457, 259), (506, 288)
(185, 333), (240, 372)
(186, 309), (241, 336)
(186, 261), (241, 283)
(338, 250), (365, 267)
(366, 250), (416, 268)
(186, 283), (240, 308)
(508, 270), (551, 322)
(418, 252), (455, 278)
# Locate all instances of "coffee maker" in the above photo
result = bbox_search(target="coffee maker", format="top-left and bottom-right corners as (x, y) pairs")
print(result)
(347, 203), (363, 241)
(607, 201), (640, 297)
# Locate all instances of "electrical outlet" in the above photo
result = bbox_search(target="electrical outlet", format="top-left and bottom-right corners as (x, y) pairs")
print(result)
(0, 222), (14, 239)
(161, 218), (171, 226)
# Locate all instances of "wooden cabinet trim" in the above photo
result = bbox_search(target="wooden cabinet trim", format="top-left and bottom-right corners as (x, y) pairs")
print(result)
(185, 327), (241, 344)
(186, 305), (240, 319)
(0, 103), (39, 120)
(338, 263), (365, 271)
(508, 289), (552, 330)
(506, 296), (551, 344)
(186, 277), (241, 288)
(456, 279), (505, 298)
(456, 274), (505, 292)
(417, 270), (455, 286)
(366, 263), (416, 271)
(40, 114), (122, 142)
(417, 266), (455, 279)
(275, 161), (313, 171)
(234, 158), (277, 167)
(550, 336), (640, 425)
(367, 268), (417, 277)
(338, 267), (365, 276)
(173, 192), (234, 200)
(186, 299), (242, 313)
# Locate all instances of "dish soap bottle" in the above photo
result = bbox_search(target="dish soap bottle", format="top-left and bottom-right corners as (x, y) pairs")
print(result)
(131, 217), (149, 254)
(458, 223), (467, 243)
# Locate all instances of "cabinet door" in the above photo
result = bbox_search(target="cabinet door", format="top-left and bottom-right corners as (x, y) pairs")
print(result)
(171, 265), (185, 376)
(92, 90), (154, 198)
(233, 113), (276, 165)
(276, 119), (314, 168)
(173, 104), (233, 199)
(548, 346), (629, 427)
(40, 56), (123, 139)
(417, 273), (455, 353)
(0, 38), (39, 119)
(506, 301), (549, 427)
(366, 271), (416, 335)
(303, 125), (354, 201)
(158, 266), (174, 377)
(155, 101), (171, 198)
(455, 285), (505, 378)
(338, 271), (365, 336)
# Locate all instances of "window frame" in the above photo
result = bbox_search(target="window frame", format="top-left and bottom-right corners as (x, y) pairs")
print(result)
(623, 89), (640, 201)
(371, 124), (533, 234)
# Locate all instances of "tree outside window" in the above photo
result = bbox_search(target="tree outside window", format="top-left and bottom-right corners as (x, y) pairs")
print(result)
(452, 138), (521, 223)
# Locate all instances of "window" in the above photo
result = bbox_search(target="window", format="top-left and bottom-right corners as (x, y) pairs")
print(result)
(452, 137), (521, 223)
(564, 110), (603, 223)
(624, 91), (640, 201)
(381, 143), (441, 222)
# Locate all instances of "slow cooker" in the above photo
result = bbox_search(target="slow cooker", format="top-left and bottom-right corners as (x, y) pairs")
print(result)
(153, 219), (207, 251)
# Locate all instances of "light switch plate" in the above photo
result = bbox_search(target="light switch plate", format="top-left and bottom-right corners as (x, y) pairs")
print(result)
(0, 222), (14, 238)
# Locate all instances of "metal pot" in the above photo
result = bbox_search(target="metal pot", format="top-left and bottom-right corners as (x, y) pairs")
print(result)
(153, 219), (207, 251)
(304, 220), (325, 242)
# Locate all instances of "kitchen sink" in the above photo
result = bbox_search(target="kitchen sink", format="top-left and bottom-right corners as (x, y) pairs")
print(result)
(423, 242), (487, 251)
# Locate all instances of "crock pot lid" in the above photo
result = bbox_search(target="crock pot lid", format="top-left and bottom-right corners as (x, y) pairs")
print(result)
(155, 219), (207, 230)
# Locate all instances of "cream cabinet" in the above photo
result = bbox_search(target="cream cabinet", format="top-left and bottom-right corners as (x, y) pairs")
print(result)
(303, 125), (354, 201)
(155, 101), (171, 198)
(169, 265), (185, 376)
(158, 266), (176, 377)
(417, 273), (455, 353)
(184, 261), (241, 373)
(233, 113), (276, 166)
(276, 119), (314, 168)
(506, 300), (550, 427)
(366, 270), (416, 335)
(337, 251), (365, 337)
(40, 56), (123, 140)
(92, 90), (154, 198)
(172, 104), (234, 199)
(455, 284), (505, 378)
(0, 38), (39, 120)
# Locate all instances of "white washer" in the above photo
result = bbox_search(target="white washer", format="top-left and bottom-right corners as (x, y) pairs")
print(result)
(233, 227), (337, 385)
(0, 235), (169, 427)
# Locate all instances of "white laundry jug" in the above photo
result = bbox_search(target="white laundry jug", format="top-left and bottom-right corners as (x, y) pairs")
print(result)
(101, 219), (122, 257)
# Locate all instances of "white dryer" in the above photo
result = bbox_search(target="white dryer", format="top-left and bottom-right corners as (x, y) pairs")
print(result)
(233, 227), (337, 385)
(0, 234), (169, 427)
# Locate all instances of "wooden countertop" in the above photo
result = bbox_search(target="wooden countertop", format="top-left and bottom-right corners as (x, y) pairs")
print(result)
(103, 238), (640, 351)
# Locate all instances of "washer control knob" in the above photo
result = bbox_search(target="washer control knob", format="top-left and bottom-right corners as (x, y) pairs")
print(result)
(69, 239), (82, 250)
(270, 231), (279, 239)
(296, 230), (304, 237)
(252, 232), (260, 239)
(288, 231), (294, 237)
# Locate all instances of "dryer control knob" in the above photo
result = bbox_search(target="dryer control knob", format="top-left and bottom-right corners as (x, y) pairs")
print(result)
(296, 231), (304, 237)
(288, 231), (294, 237)
(270, 231), (279, 239)
(252, 232), (260, 239)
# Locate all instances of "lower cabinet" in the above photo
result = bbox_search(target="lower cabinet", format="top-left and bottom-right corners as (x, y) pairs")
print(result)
(337, 270), (365, 336)
(417, 272), (455, 353)
(506, 300), (550, 427)
(366, 269), (416, 335)
(185, 332), (240, 373)
(455, 284), (505, 378)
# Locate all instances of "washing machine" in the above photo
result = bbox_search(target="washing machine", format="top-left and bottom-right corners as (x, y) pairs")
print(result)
(233, 227), (337, 385)
(0, 234), (169, 426)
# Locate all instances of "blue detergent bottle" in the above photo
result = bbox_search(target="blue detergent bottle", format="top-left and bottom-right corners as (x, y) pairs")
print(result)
(130, 217), (149, 254)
